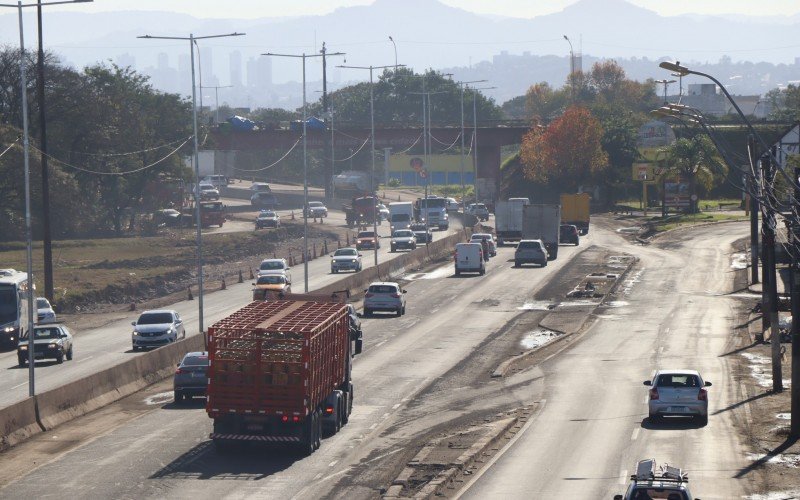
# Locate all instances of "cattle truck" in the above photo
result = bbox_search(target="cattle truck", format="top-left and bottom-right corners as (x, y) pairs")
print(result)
(560, 193), (590, 235)
(522, 204), (561, 260)
(207, 296), (362, 455)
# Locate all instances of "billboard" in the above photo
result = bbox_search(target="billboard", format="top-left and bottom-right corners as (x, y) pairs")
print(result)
(664, 181), (691, 209)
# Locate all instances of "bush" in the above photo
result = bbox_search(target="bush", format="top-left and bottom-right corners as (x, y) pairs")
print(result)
(387, 178), (401, 188)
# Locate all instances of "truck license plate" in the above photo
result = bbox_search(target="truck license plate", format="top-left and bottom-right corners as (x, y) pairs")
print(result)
(246, 424), (263, 431)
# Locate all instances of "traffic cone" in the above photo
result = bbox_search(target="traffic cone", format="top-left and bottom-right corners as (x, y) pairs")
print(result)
(129, 302), (136, 311)
(188, 287), (194, 301)
(346, 233), (350, 246)
(313, 242), (317, 259)
(221, 277), (227, 290)
(323, 240), (329, 255)
(249, 268), (254, 280)
(291, 210), (295, 220)
(238, 270), (244, 283)
(273, 251), (277, 259)
(337, 239), (341, 249)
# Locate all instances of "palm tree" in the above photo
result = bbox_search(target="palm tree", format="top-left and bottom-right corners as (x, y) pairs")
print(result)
(658, 136), (726, 213)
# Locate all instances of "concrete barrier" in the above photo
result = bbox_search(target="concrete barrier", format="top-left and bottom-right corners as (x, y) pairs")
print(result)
(0, 397), (41, 452)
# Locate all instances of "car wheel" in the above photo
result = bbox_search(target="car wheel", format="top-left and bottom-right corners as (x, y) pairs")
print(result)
(174, 391), (184, 404)
(649, 413), (661, 423)
(455, 269), (460, 276)
(480, 268), (485, 275)
(67, 347), (73, 361)
(17, 356), (25, 367)
(514, 260), (520, 267)
(697, 414), (708, 426)
(402, 305), (406, 315)
(56, 352), (64, 364)
(132, 345), (138, 352)
(332, 269), (337, 274)
(390, 246), (395, 253)
(542, 260), (548, 267)
(364, 308), (371, 317)
(396, 308), (402, 317)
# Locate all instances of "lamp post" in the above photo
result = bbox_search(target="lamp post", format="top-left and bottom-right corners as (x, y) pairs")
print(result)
(267, 51), (344, 291)
(563, 35), (574, 99)
(654, 79), (676, 105)
(205, 84), (232, 123)
(338, 63), (404, 268)
(0, 0), (92, 397)
(139, 32), (244, 338)
(388, 36), (398, 72)
(456, 80), (487, 201)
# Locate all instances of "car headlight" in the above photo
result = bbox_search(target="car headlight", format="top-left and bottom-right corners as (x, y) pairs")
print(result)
(19, 345), (27, 350)
(48, 343), (56, 349)
(132, 331), (139, 337)
(3, 326), (13, 333)
(351, 259), (357, 263)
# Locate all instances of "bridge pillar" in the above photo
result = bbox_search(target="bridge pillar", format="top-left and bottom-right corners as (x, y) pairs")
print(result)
(477, 145), (501, 201)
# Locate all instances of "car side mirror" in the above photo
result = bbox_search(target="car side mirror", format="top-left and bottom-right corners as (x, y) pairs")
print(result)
(614, 496), (623, 500)
(643, 380), (652, 386)
(358, 254), (363, 257)
(402, 290), (407, 294)
(705, 381), (712, 387)
(364, 289), (368, 293)
(176, 363), (181, 367)
(355, 338), (363, 355)
(251, 283), (256, 286)
(131, 321), (137, 326)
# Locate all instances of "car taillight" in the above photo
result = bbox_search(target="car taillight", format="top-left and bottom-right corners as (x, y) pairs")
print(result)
(649, 388), (659, 400)
(365, 293), (374, 298)
(391, 293), (401, 298)
(698, 388), (707, 401)
(325, 405), (335, 415)
(175, 368), (186, 374)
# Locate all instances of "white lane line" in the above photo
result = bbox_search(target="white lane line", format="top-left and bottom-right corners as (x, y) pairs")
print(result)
(373, 340), (387, 349)
(76, 356), (94, 363)
(631, 427), (640, 441)
(664, 328), (670, 334)
(392, 403), (401, 410)
(369, 423), (378, 430)
(382, 412), (390, 419)
(620, 469), (628, 485)
(11, 382), (27, 390)
(328, 460), (338, 467)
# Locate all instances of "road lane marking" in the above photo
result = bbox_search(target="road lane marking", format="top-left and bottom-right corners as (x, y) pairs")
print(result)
(631, 427), (640, 441)
(620, 469), (628, 484)
(392, 403), (401, 410)
(328, 460), (338, 467)
(76, 356), (94, 363)
(382, 412), (390, 419)
(369, 423), (378, 430)
(11, 382), (27, 390)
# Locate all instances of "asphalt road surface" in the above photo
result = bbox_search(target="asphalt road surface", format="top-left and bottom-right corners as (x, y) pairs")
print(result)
(0, 221), (754, 499)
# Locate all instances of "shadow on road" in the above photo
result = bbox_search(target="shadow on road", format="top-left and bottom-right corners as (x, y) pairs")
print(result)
(640, 417), (705, 430)
(735, 435), (799, 478)
(711, 390), (774, 416)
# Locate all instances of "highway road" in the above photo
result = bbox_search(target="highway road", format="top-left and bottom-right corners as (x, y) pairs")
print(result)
(0, 220), (756, 499)
(0, 207), (462, 408)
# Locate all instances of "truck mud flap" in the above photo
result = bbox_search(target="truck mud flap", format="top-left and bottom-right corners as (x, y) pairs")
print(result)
(210, 433), (301, 443)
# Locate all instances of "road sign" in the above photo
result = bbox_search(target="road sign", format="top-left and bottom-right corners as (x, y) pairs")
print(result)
(418, 169), (427, 179)
(410, 157), (424, 173)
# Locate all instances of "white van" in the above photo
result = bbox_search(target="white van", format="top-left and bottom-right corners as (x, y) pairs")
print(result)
(454, 242), (485, 276)
(202, 174), (229, 188)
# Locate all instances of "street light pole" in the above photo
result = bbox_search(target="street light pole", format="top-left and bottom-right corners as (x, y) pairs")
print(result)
(338, 63), (404, 268)
(456, 80), (486, 201)
(654, 79), (676, 105)
(388, 36), (398, 72)
(267, 51), (344, 291)
(563, 35), (574, 99)
(1, 0), (93, 399)
(204, 84), (232, 123)
(139, 31), (244, 338)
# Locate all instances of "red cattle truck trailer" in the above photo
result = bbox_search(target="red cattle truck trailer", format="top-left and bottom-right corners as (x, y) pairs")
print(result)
(207, 297), (362, 455)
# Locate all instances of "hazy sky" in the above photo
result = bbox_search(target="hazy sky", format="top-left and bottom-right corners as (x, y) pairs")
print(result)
(40, 0), (800, 19)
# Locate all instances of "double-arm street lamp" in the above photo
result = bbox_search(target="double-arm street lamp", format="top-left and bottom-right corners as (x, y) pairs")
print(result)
(139, 32), (245, 337)
(338, 63), (405, 267)
(205, 84), (233, 123)
(456, 80), (487, 200)
(266, 51), (344, 292)
(0, 0), (93, 397)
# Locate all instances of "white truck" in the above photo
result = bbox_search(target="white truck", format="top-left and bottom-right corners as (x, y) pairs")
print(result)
(522, 204), (561, 260)
(388, 201), (414, 231)
(414, 197), (449, 231)
(494, 197), (530, 246)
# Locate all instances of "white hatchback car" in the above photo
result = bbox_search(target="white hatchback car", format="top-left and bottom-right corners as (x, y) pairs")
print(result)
(258, 258), (292, 284)
(36, 297), (57, 324)
(363, 282), (407, 317)
(644, 369), (711, 425)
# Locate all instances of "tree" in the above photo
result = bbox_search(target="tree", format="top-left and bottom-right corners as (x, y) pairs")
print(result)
(658, 135), (726, 213)
(520, 106), (609, 192)
(766, 84), (800, 122)
(525, 82), (566, 122)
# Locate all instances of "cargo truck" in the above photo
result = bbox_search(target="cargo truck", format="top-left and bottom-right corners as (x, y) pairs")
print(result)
(522, 204), (561, 260)
(560, 193), (590, 235)
(494, 197), (530, 246)
(207, 296), (363, 455)
(388, 201), (414, 231)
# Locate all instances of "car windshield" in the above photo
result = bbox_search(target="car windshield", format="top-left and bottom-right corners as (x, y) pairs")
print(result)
(27, 327), (62, 339)
(391, 214), (411, 221)
(656, 374), (700, 388)
(309, 202), (324, 208)
(518, 241), (542, 249)
(335, 249), (358, 257)
(394, 230), (414, 237)
(368, 285), (398, 294)
(260, 261), (285, 270)
(259, 211), (276, 218)
(473, 204), (487, 210)
(182, 355), (209, 367)
(137, 312), (174, 325)
(631, 487), (688, 499)
(257, 275), (286, 285)
(471, 234), (490, 241)
(200, 185), (215, 191)
(358, 232), (376, 238)
(36, 298), (50, 309)
(0, 285), (16, 324)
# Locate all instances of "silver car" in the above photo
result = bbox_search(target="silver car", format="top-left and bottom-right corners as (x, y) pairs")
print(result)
(514, 239), (548, 267)
(18, 324), (73, 366)
(645, 369), (711, 425)
(470, 233), (497, 257)
(331, 248), (362, 273)
(363, 282), (407, 317)
(36, 297), (56, 324)
(174, 351), (209, 403)
(258, 258), (292, 284)
(131, 309), (185, 351)
(390, 230), (417, 252)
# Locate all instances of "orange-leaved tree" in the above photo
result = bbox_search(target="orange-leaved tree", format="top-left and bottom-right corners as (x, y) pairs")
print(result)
(520, 106), (609, 192)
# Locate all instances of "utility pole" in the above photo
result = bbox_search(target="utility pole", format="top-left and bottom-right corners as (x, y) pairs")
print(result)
(792, 163), (800, 436)
(761, 153), (782, 392)
(36, 0), (53, 302)
(321, 42), (332, 199)
(748, 135), (760, 285)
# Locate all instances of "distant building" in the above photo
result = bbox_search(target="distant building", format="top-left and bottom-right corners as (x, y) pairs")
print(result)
(668, 83), (770, 119)
(247, 55), (272, 90)
(230, 51), (243, 88)
(115, 52), (136, 70)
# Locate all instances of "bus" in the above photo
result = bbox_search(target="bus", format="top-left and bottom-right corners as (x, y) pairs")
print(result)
(0, 269), (35, 348)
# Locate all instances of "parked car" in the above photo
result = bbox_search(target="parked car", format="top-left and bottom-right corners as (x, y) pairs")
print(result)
(356, 230), (380, 250)
(36, 297), (56, 324)
(17, 324), (73, 366)
(559, 224), (580, 245)
(331, 247), (363, 273)
(377, 203), (390, 221)
(454, 242), (485, 276)
(363, 282), (407, 317)
(255, 209), (281, 229)
(201, 174), (229, 188)
(470, 233), (497, 257)
(250, 191), (279, 209)
(258, 258), (292, 283)
(131, 309), (185, 351)
(615, 459), (695, 500)
(410, 222), (433, 243)
(197, 182), (220, 201)
(252, 273), (291, 300)
(514, 239), (548, 268)
(467, 203), (490, 221)
(390, 229), (417, 252)
(645, 369), (711, 425)
(305, 201), (329, 218)
(174, 351), (209, 403)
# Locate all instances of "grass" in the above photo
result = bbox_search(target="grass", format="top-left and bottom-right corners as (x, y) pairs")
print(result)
(379, 184), (475, 200)
(615, 198), (743, 212)
(647, 212), (749, 233)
